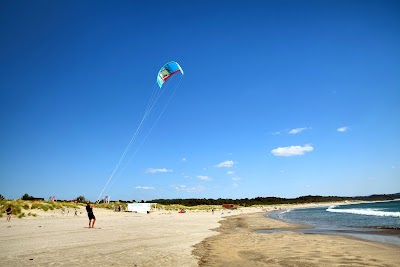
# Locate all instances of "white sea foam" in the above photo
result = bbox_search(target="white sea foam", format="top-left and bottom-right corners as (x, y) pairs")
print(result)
(278, 209), (292, 218)
(326, 207), (400, 218)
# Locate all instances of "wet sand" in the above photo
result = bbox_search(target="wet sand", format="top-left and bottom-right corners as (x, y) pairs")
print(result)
(193, 212), (400, 267)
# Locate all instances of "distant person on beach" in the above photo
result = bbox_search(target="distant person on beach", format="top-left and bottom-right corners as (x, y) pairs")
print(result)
(6, 206), (12, 222)
(86, 202), (96, 228)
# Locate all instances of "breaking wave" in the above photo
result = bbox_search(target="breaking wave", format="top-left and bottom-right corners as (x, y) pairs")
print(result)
(326, 206), (400, 218)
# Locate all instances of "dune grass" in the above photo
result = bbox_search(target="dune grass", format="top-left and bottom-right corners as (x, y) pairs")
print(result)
(156, 204), (227, 212)
(0, 199), (246, 219)
(96, 201), (128, 211)
(0, 200), (81, 219)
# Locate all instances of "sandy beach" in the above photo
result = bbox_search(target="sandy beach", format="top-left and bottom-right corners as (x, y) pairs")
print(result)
(1, 205), (399, 266)
(194, 212), (400, 267)
(0, 206), (256, 266)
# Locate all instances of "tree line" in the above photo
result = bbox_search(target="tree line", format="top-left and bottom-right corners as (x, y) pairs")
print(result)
(1, 193), (399, 206)
(146, 193), (400, 207)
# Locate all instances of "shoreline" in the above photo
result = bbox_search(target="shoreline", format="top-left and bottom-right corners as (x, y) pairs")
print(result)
(267, 201), (400, 246)
(193, 212), (400, 267)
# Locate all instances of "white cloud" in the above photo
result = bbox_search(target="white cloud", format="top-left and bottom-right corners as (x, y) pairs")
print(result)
(272, 131), (281, 135)
(197, 175), (210, 181)
(288, 127), (307, 134)
(227, 171), (235, 175)
(181, 157), (187, 162)
(135, 186), (155, 190)
(175, 185), (205, 193)
(232, 183), (239, 187)
(146, 168), (173, 174)
(337, 126), (348, 132)
(215, 160), (235, 168)
(232, 177), (241, 181)
(271, 144), (314, 157)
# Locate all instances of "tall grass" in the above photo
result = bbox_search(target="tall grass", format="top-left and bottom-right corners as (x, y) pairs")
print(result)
(0, 200), (236, 218)
(156, 204), (225, 211)
(0, 200), (82, 219)
(0, 200), (22, 215)
(96, 202), (128, 211)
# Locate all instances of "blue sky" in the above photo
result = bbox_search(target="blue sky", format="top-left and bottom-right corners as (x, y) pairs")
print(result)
(1, 0), (399, 201)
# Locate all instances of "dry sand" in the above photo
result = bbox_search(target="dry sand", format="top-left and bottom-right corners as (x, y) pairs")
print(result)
(194, 212), (400, 267)
(1, 205), (399, 267)
(0, 206), (257, 266)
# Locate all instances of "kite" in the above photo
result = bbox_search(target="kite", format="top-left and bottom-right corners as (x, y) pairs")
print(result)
(157, 61), (184, 88)
(96, 61), (184, 202)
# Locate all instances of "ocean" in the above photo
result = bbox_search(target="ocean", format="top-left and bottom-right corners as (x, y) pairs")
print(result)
(266, 200), (400, 245)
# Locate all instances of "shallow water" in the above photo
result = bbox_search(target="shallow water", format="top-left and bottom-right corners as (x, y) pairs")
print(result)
(265, 200), (400, 245)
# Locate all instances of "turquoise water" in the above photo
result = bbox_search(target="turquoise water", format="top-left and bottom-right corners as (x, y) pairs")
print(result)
(266, 200), (400, 245)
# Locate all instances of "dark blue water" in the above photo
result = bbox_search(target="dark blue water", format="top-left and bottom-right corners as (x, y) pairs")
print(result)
(266, 200), (400, 245)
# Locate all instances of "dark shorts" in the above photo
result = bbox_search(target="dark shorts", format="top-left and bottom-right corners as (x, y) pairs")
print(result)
(88, 212), (95, 220)
(7, 212), (11, 215)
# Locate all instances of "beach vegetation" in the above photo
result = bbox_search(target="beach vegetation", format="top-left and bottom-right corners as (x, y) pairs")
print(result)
(62, 202), (78, 209)
(1, 201), (22, 215)
(0, 194), (4, 200)
(96, 201), (128, 211)
(18, 212), (25, 218)
(49, 201), (63, 209)
(147, 193), (400, 207)
(30, 202), (42, 210)
(31, 202), (51, 211)
(27, 212), (37, 217)
(155, 204), (223, 212)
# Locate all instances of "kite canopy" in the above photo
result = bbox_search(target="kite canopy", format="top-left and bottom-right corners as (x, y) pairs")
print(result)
(157, 61), (184, 88)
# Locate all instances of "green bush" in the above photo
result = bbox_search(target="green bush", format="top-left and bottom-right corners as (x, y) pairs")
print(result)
(18, 212), (25, 218)
(63, 202), (78, 209)
(2, 201), (22, 215)
(31, 202), (41, 209)
(22, 202), (30, 210)
(31, 202), (52, 211)
(50, 201), (63, 209)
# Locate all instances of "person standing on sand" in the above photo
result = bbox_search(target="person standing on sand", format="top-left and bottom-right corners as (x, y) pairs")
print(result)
(6, 206), (12, 222)
(86, 202), (96, 228)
